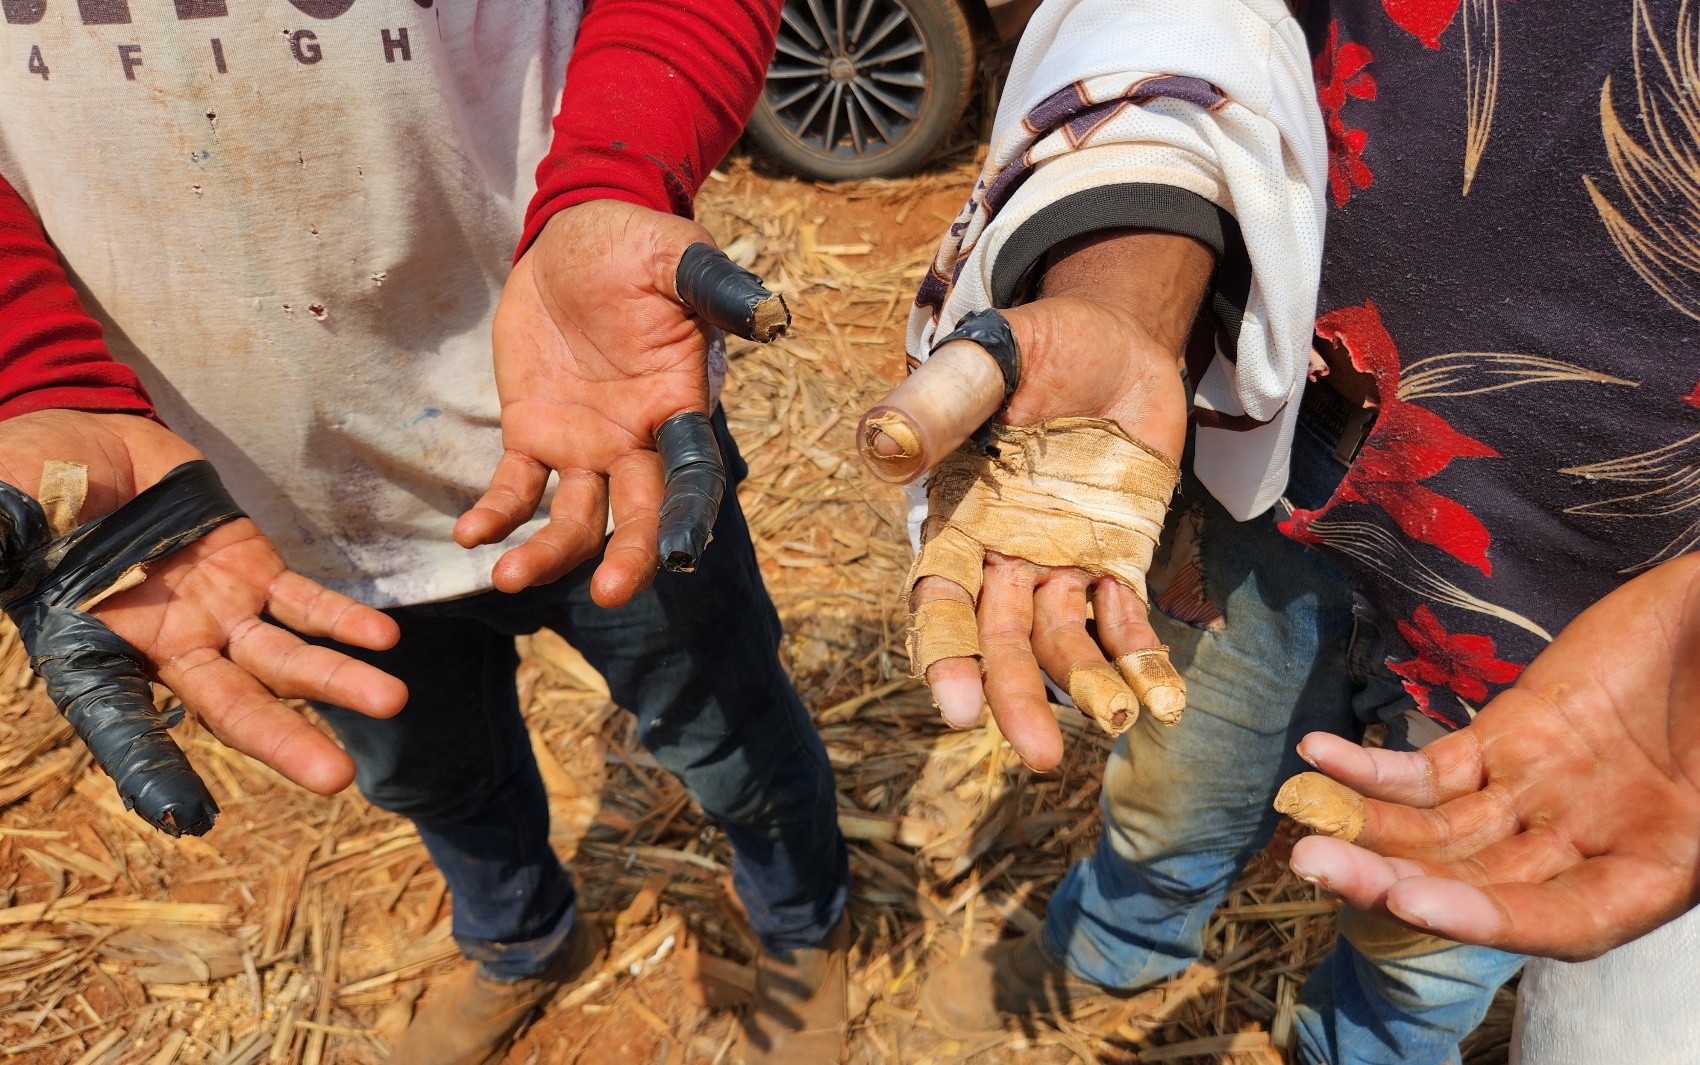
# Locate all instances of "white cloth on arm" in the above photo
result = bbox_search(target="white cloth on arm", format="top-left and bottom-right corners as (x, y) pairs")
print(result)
(904, 0), (1327, 522)
(1511, 905), (1700, 1065)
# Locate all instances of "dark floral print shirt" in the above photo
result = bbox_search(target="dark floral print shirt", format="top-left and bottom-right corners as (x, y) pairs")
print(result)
(1283, 0), (1700, 727)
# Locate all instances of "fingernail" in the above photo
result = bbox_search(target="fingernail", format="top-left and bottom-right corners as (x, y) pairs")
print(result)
(1391, 899), (1434, 929)
(1289, 859), (1331, 893)
(1297, 743), (1319, 768)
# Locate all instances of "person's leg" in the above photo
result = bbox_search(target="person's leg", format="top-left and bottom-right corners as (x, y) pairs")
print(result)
(313, 607), (575, 981)
(920, 421), (1372, 1038)
(1042, 450), (1365, 989)
(1296, 907), (1525, 1065)
(545, 411), (847, 953)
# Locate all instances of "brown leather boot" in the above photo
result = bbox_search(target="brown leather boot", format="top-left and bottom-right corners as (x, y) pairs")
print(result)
(731, 915), (850, 1065)
(919, 928), (1128, 1039)
(389, 918), (607, 1065)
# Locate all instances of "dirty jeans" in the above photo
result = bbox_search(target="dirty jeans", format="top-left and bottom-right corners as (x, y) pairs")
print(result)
(314, 411), (848, 981)
(1040, 411), (1525, 1065)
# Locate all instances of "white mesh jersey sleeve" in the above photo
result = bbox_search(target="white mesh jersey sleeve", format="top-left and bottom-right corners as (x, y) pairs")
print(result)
(905, 0), (1327, 519)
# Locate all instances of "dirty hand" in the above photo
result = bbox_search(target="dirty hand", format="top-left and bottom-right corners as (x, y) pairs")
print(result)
(0, 410), (406, 794)
(913, 230), (1212, 770)
(1283, 555), (1700, 960)
(459, 200), (732, 606)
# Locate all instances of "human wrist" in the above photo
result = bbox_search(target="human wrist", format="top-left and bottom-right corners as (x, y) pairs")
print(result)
(1037, 228), (1214, 359)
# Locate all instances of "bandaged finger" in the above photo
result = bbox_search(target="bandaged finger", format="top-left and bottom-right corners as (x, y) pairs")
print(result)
(1275, 772), (1367, 842)
(1116, 646), (1186, 726)
(1067, 665), (1139, 736)
(906, 597), (981, 677)
(903, 417), (1184, 734)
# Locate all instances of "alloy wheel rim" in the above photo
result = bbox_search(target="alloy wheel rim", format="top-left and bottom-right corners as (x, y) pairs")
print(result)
(765, 0), (931, 160)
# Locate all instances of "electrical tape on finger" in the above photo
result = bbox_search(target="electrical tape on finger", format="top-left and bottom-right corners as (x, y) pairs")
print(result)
(0, 461), (244, 836)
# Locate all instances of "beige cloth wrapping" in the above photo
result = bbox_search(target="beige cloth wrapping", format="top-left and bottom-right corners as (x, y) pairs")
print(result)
(904, 418), (1187, 734)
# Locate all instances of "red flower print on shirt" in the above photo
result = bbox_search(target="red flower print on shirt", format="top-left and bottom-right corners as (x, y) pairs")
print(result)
(1282, 301), (1502, 574)
(1314, 21), (1376, 207)
(1682, 380), (1700, 409)
(1325, 118), (1373, 208)
(1382, 0), (1460, 49)
(1388, 605), (1523, 717)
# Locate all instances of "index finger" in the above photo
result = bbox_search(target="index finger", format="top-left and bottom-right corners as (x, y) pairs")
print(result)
(911, 575), (984, 728)
(1298, 728), (1488, 808)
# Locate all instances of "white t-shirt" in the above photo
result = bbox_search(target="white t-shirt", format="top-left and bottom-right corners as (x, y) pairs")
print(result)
(0, 0), (583, 607)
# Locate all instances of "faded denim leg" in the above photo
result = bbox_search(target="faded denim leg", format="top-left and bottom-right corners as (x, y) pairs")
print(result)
(1040, 448), (1369, 991)
(313, 607), (578, 982)
(315, 410), (846, 977)
(536, 414), (848, 955)
(1295, 907), (1526, 1065)
(1040, 415), (1522, 1064)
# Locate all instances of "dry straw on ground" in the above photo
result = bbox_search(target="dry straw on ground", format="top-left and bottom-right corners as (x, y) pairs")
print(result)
(0, 154), (1514, 1064)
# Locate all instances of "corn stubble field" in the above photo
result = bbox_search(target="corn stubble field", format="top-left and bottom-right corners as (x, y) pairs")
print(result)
(0, 152), (1516, 1064)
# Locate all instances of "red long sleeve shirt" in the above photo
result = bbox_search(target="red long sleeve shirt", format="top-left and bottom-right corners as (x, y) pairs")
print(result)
(0, 0), (778, 422)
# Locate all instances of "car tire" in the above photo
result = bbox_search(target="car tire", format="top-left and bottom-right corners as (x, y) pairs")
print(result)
(746, 0), (978, 182)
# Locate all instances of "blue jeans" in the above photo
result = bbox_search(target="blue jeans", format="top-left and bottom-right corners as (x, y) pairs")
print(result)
(315, 412), (848, 980)
(1041, 411), (1524, 1065)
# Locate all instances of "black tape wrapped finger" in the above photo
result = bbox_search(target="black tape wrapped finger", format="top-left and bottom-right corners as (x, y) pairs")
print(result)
(674, 243), (792, 343)
(0, 460), (245, 836)
(655, 411), (726, 574)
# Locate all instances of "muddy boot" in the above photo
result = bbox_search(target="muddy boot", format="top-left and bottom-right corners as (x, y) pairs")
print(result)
(919, 928), (1129, 1039)
(732, 915), (850, 1064)
(389, 917), (607, 1065)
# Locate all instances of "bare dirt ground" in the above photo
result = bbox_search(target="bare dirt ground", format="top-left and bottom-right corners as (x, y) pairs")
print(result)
(0, 150), (1515, 1065)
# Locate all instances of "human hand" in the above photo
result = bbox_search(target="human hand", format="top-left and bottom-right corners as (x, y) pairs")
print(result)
(911, 230), (1212, 770)
(0, 410), (405, 795)
(458, 200), (752, 606)
(1282, 555), (1700, 960)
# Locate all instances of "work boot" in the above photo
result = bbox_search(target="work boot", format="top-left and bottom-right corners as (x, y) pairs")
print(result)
(919, 928), (1128, 1039)
(389, 917), (607, 1065)
(732, 915), (850, 1064)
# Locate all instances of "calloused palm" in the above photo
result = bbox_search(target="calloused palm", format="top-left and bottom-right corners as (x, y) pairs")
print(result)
(455, 200), (723, 607)
(1289, 554), (1700, 960)
(0, 410), (406, 794)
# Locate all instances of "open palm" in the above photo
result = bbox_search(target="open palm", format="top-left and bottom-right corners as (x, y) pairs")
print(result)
(0, 410), (405, 794)
(1290, 554), (1700, 960)
(911, 230), (1211, 770)
(455, 200), (722, 607)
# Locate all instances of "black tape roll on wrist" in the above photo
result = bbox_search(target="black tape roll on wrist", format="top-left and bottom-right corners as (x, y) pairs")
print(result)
(933, 307), (1022, 399)
(675, 243), (792, 343)
(655, 411), (726, 574)
(0, 460), (244, 837)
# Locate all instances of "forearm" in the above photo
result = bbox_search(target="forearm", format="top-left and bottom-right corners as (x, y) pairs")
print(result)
(518, 0), (782, 253)
(1039, 228), (1215, 357)
(0, 174), (156, 422)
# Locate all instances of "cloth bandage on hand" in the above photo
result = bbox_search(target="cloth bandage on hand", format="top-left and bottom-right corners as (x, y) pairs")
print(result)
(904, 417), (1188, 735)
